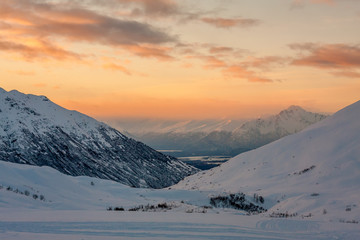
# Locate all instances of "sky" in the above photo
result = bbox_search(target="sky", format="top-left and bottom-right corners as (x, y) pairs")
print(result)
(0, 0), (359, 119)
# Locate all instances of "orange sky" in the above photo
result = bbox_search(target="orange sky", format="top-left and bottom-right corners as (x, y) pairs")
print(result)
(1, 0), (359, 119)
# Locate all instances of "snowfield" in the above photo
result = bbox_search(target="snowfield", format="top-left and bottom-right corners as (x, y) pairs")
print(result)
(1, 210), (359, 240)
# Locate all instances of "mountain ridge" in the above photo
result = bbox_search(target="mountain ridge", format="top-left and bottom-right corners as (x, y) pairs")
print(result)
(0, 88), (198, 188)
(111, 106), (328, 158)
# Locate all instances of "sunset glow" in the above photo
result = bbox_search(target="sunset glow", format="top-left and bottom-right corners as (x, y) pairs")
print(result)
(1, 0), (359, 119)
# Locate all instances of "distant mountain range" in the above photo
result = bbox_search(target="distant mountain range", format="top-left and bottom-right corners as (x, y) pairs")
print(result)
(103, 106), (328, 158)
(0, 88), (197, 188)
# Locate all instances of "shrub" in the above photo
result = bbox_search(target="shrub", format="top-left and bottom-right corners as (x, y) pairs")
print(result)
(210, 193), (266, 214)
(114, 207), (125, 211)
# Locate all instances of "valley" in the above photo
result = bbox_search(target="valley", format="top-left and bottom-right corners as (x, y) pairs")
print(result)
(0, 89), (359, 239)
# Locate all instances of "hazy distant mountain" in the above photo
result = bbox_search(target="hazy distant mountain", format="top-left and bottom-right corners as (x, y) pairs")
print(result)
(103, 106), (328, 158)
(103, 118), (247, 134)
(174, 100), (360, 218)
(0, 88), (197, 188)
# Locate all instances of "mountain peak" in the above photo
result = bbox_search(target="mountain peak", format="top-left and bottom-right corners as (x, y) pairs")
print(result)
(285, 105), (305, 112)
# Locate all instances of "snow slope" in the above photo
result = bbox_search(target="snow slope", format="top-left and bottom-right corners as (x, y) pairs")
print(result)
(174, 100), (360, 221)
(0, 156), (359, 240)
(0, 160), (208, 210)
(0, 88), (197, 188)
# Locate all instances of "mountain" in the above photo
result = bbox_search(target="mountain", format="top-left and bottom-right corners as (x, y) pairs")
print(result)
(102, 118), (247, 134)
(174, 100), (360, 218)
(230, 105), (328, 149)
(0, 88), (197, 188)
(105, 106), (327, 159)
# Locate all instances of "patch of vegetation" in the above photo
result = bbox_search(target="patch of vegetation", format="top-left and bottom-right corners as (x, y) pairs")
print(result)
(210, 193), (266, 214)
(269, 212), (298, 218)
(108, 202), (177, 212)
(0, 184), (46, 202)
(339, 219), (358, 224)
(294, 165), (316, 175)
(301, 213), (313, 218)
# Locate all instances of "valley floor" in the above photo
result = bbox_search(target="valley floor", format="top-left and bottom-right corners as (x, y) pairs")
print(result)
(1, 209), (359, 240)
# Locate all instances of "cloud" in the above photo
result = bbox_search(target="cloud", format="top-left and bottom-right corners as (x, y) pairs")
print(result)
(0, 38), (81, 61)
(123, 44), (174, 60)
(224, 65), (273, 83)
(242, 56), (288, 70)
(291, 0), (335, 9)
(9, 70), (36, 76)
(197, 55), (227, 69)
(331, 71), (360, 78)
(209, 46), (234, 54)
(185, 43), (276, 83)
(201, 17), (260, 29)
(291, 43), (360, 69)
(103, 63), (132, 75)
(116, 0), (180, 18)
(0, 0), (176, 61)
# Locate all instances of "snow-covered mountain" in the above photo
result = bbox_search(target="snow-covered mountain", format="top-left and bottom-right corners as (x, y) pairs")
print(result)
(110, 106), (327, 158)
(102, 118), (247, 134)
(0, 88), (197, 188)
(174, 100), (360, 220)
(235, 105), (326, 136)
(230, 105), (328, 149)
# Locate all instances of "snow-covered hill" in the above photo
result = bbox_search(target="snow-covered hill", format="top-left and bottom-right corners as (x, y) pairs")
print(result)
(0, 88), (197, 188)
(0, 160), (207, 210)
(174, 100), (360, 221)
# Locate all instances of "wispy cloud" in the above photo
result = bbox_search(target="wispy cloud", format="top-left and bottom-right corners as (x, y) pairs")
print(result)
(291, 43), (360, 69)
(208, 46), (234, 54)
(115, 0), (180, 18)
(103, 63), (132, 75)
(331, 71), (360, 78)
(123, 44), (174, 60)
(224, 65), (273, 83)
(9, 70), (36, 76)
(201, 17), (260, 29)
(291, 0), (335, 9)
(242, 56), (288, 70)
(0, 38), (82, 61)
